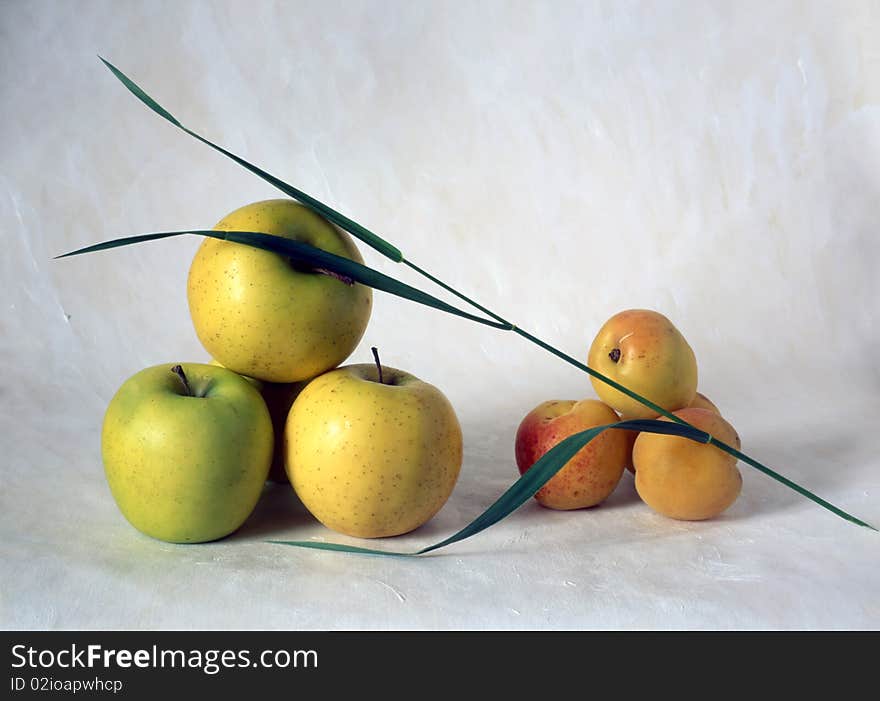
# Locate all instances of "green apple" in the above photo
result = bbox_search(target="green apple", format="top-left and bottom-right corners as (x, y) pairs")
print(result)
(187, 199), (373, 383)
(101, 362), (273, 543)
(285, 358), (463, 538)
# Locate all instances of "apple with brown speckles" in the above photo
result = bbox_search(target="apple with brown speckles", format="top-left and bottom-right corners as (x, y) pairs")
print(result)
(285, 358), (463, 538)
(188, 199), (372, 383)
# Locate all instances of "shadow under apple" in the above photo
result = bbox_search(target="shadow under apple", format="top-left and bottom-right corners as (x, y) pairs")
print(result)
(230, 482), (315, 541)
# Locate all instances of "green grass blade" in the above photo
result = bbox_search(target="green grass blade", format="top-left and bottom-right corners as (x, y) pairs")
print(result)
(99, 56), (403, 263)
(54, 231), (184, 258)
(271, 419), (711, 557)
(56, 230), (510, 330)
(99, 56), (183, 128)
(265, 540), (415, 558)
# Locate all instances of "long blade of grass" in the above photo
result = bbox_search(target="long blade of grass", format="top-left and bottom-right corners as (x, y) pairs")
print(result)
(99, 58), (876, 531)
(270, 419), (712, 557)
(99, 56), (403, 263)
(265, 541), (414, 558)
(56, 230), (511, 330)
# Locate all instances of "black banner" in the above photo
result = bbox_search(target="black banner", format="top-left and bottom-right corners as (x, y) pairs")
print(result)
(2, 631), (873, 696)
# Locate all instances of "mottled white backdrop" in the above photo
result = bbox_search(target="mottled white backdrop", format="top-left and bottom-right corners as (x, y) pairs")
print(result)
(2, 0), (879, 629)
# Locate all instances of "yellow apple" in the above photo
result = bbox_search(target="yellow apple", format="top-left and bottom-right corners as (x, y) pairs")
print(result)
(208, 357), (262, 389)
(101, 363), (273, 543)
(285, 362), (463, 538)
(633, 407), (742, 520)
(187, 199), (372, 383)
(587, 309), (698, 419)
(514, 399), (628, 509)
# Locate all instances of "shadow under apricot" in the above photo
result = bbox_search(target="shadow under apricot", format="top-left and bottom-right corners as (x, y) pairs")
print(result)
(718, 425), (873, 525)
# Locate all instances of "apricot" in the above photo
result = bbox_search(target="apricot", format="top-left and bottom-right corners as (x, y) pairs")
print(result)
(633, 407), (742, 520)
(622, 393), (721, 474)
(588, 309), (698, 419)
(515, 399), (629, 510)
(689, 392), (720, 415)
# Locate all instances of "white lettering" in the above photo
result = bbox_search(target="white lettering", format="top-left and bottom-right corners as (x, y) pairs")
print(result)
(10, 644), (26, 668)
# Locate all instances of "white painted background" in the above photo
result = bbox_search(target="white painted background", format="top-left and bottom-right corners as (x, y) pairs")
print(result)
(3, 0), (879, 629)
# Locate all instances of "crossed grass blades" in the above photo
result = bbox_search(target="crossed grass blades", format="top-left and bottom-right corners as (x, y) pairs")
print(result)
(57, 59), (876, 557)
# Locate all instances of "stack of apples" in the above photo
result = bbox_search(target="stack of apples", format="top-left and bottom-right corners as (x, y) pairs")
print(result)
(515, 309), (743, 521)
(101, 200), (463, 543)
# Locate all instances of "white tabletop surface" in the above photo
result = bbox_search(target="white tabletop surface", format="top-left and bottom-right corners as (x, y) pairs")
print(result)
(3, 0), (879, 630)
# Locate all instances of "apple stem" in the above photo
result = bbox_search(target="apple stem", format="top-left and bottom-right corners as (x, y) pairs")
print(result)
(371, 347), (385, 385)
(609, 348), (621, 363)
(171, 364), (194, 397)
